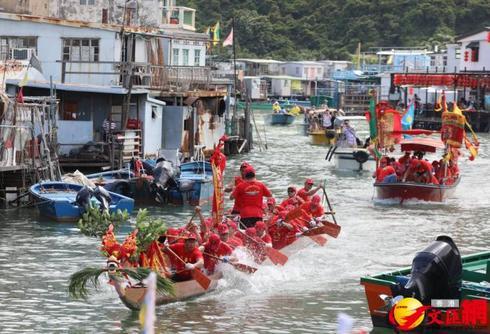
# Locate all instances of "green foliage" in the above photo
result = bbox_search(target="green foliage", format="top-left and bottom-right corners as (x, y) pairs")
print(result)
(135, 209), (167, 251)
(77, 207), (129, 238)
(181, 0), (490, 60)
(68, 267), (174, 300)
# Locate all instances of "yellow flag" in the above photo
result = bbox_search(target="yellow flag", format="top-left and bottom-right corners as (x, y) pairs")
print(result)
(19, 70), (29, 87)
(452, 102), (462, 115)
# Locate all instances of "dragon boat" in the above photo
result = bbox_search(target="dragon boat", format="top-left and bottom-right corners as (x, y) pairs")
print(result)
(109, 265), (222, 310)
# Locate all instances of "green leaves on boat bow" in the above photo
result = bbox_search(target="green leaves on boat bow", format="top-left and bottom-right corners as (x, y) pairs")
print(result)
(77, 207), (129, 237)
(135, 209), (167, 250)
(68, 267), (174, 300)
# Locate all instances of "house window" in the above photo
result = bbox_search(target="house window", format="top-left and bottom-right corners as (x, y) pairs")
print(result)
(0, 36), (37, 61)
(62, 38), (99, 62)
(182, 49), (189, 66)
(281, 68), (285, 74)
(295, 67), (299, 75)
(62, 101), (90, 121)
(80, 0), (95, 5)
(172, 48), (180, 65)
(194, 49), (201, 66)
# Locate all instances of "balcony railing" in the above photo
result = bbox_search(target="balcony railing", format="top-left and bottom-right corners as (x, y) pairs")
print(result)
(58, 60), (214, 92)
(161, 6), (196, 31)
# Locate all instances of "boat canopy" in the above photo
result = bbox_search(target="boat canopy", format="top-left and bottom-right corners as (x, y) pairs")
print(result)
(400, 137), (445, 152)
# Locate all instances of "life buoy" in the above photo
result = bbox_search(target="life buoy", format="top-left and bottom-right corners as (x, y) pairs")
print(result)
(353, 150), (369, 164)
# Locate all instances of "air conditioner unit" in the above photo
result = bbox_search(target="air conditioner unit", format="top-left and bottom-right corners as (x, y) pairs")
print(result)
(10, 48), (35, 61)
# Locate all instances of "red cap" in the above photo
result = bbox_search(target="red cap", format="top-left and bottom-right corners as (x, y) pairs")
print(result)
(267, 197), (276, 205)
(305, 178), (314, 185)
(311, 195), (321, 205)
(245, 227), (256, 236)
(217, 224), (229, 234)
(209, 233), (220, 245)
(240, 162), (250, 169)
(255, 221), (266, 230)
(243, 165), (255, 175)
(287, 186), (296, 192)
(187, 232), (198, 240)
(380, 157), (388, 163)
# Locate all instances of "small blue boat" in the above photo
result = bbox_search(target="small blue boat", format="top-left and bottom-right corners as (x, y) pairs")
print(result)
(29, 182), (134, 222)
(270, 113), (295, 125)
(167, 161), (213, 206)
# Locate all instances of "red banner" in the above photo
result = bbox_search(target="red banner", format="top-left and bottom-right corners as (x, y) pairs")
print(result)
(441, 112), (465, 148)
(376, 104), (402, 148)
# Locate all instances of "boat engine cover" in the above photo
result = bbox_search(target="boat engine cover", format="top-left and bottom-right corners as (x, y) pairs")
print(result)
(401, 235), (462, 304)
(353, 150), (370, 163)
(75, 186), (93, 209)
(94, 185), (112, 211)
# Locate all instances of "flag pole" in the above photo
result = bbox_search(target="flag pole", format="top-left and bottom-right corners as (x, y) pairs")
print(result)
(232, 17), (238, 122)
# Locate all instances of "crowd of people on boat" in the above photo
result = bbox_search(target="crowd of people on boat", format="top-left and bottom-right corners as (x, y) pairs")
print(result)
(153, 162), (330, 282)
(373, 151), (460, 185)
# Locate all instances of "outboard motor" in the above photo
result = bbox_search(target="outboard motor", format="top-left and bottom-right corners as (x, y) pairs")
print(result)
(399, 235), (462, 304)
(93, 185), (112, 212)
(152, 158), (177, 203)
(75, 186), (93, 210)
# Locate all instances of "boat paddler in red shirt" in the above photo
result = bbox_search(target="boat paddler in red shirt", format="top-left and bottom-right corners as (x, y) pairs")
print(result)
(403, 159), (435, 184)
(217, 223), (243, 249)
(230, 165), (272, 228)
(225, 162), (250, 215)
(201, 233), (233, 274)
(297, 178), (323, 202)
(279, 186), (304, 209)
(298, 195), (325, 228)
(164, 233), (204, 282)
(268, 212), (301, 250)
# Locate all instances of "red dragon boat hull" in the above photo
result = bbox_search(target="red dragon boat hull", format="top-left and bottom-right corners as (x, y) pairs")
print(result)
(374, 178), (460, 203)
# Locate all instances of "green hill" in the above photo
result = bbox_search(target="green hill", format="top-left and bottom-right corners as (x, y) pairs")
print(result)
(181, 0), (490, 60)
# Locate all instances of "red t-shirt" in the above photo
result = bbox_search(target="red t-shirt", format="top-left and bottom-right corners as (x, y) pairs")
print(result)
(279, 197), (302, 209)
(203, 241), (232, 273)
(268, 221), (299, 250)
(297, 188), (310, 202)
(231, 177), (244, 212)
(167, 243), (203, 272)
(300, 202), (324, 219)
(375, 166), (396, 182)
(232, 180), (272, 218)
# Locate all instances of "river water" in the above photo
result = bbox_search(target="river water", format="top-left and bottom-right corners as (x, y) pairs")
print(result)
(0, 111), (489, 333)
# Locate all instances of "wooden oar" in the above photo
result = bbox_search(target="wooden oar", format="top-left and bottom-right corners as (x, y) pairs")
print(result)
(296, 217), (340, 239)
(237, 226), (288, 266)
(321, 186), (338, 225)
(203, 252), (257, 274)
(166, 247), (211, 290)
(319, 220), (341, 238)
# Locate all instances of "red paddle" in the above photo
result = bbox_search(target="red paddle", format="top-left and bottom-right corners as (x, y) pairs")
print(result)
(203, 252), (258, 274)
(237, 228), (288, 266)
(166, 247), (211, 290)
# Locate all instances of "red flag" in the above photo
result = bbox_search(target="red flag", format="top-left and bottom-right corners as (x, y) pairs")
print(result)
(223, 28), (233, 47)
